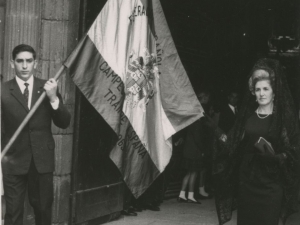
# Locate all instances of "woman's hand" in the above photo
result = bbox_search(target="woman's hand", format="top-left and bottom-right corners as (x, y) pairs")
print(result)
(255, 153), (286, 165)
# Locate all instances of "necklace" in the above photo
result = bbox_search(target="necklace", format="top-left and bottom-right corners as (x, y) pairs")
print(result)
(256, 109), (271, 119)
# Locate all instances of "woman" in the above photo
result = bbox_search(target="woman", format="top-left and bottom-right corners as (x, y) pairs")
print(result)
(197, 90), (216, 198)
(177, 90), (210, 203)
(212, 58), (300, 225)
(177, 118), (204, 204)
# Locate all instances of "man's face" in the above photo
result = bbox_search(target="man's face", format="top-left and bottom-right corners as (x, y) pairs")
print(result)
(228, 93), (239, 106)
(197, 93), (210, 104)
(10, 51), (37, 81)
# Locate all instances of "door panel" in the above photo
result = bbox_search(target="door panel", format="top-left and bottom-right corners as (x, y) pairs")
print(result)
(75, 182), (123, 223)
(72, 88), (123, 224)
(71, 1), (124, 224)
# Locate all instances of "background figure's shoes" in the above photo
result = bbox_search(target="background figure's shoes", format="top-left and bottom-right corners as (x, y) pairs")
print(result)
(143, 203), (160, 211)
(152, 199), (162, 207)
(187, 199), (201, 204)
(130, 205), (142, 212)
(177, 197), (187, 203)
(121, 209), (138, 216)
(133, 202), (144, 212)
(198, 194), (213, 199)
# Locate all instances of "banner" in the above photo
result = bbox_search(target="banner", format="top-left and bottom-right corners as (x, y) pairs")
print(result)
(64, 0), (203, 197)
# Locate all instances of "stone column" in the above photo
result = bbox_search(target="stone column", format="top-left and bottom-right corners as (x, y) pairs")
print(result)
(40, 0), (80, 224)
(3, 0), (41, 81)
(0, 0), (6, 77)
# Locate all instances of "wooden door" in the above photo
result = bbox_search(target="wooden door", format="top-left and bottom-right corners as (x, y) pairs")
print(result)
(70, 1), (123, 224)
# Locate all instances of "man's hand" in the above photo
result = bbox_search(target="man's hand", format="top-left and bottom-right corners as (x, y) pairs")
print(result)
(44, 78), (58, 102)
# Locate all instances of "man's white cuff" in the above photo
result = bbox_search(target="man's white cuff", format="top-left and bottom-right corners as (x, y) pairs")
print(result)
(50, 97), (59, 110)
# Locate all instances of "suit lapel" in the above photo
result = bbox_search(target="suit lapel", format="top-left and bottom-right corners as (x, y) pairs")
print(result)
(31, 77), (44, 108)
(10, 79), (29, 112)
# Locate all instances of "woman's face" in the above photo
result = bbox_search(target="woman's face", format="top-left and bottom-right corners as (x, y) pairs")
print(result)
(254, 80), (274, 107)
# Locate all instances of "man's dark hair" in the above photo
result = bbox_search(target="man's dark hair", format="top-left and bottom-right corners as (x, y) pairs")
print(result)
(228, 90), (239, 96)
(12, 44), (36, 60)
(196, 89), (211, 97)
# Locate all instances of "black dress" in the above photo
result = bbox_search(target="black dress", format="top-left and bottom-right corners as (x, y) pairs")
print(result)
(181, 118), (207, 171)
(237, 112), (283, 225)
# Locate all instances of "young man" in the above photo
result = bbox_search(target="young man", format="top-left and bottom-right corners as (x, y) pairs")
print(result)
(1, 44), (71, 225)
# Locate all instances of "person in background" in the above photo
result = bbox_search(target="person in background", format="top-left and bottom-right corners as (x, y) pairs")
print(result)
(177, 118), (203, 204)
(163, 129), (187, 199)
(197, 90), (214, 198)
(213, 58), (300, 225)
(121, 187), (138, 216)
(177, 90), (211, 203)
(218, 90), (239, 134)
(136, 175), (162, 211)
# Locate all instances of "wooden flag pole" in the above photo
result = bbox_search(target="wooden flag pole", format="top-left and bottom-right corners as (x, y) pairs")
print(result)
(1, 65), (66, 160)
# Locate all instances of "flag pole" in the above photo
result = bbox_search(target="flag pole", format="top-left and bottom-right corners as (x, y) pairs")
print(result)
(1, 65), (66, 160)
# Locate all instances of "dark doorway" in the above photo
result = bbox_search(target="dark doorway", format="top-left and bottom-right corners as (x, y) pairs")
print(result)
(70, 1), (123, 225)
(160, 0), (299, 110)
(70, 0), (299, 224)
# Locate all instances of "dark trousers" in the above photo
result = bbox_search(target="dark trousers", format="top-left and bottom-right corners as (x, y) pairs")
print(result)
(138, 174), (164, 205)
(3, 160), (53, 225)
(123, 185), (133, 210)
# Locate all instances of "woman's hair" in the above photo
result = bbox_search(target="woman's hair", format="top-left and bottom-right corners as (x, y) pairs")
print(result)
(248, 68), (276, 94)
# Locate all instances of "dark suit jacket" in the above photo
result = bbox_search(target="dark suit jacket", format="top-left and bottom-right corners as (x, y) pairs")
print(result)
(218, 104), (237, 134)
(183, 118), (208, 160)
(1, 76), (71, 175)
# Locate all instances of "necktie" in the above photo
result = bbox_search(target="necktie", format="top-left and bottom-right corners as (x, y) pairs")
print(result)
(23, 83), (29, 105)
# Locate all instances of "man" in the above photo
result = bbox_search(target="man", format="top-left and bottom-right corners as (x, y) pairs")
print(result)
(197, 90), (210, 111)
(1, 44), (71, 225)
(218, 90), (239, 133)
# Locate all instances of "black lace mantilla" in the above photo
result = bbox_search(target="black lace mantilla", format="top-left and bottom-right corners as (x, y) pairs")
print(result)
(212, 58), (300, 225)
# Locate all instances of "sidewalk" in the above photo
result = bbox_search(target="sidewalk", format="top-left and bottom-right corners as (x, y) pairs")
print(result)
(106, 198), (300, 225)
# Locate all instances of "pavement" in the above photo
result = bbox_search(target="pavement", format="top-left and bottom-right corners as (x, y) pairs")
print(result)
(106, 198), (300, 225)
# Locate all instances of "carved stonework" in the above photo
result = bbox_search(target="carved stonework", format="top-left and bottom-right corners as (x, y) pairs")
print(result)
(268, 36), (299, 56)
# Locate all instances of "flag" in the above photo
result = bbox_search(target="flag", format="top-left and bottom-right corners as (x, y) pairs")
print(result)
(64, 0), (203, 197)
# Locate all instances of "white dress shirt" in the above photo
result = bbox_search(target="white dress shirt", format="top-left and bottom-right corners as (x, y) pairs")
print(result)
(228, 104), (236, 114)
(15, 75), (59, 110)
(16, 75), (34, 109)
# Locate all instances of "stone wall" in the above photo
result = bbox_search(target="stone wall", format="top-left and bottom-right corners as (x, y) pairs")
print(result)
(0, 0), (5, 77)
